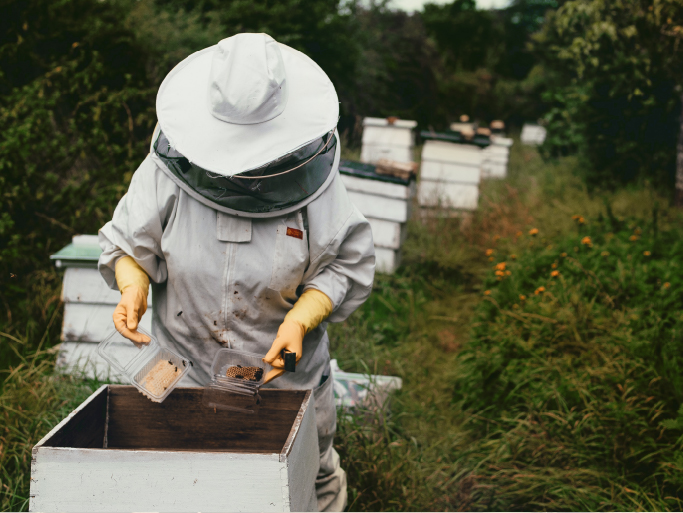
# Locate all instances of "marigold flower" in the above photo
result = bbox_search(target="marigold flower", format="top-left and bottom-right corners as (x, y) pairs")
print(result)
(488, 256), (494, 262)
(643, 251), (651, 256)
(495, 270), (505, 277)
(529, 228), (539, 236)
(551, 270), (560, 277)
(601, 251), (610, 257)
(629, 235), (639, 242)
(561, 252), (567, 258)
(572, 215), (580, 220)
(534, 286), (545, 295)
(664, 282), (671, 289)
(505, 270), (511, 276)
(495, 262), (506, 271)
(485, 249), (494, 256)
(510, 254), (517, 260)
(551, 263), (558, 269)
(581, 236), (592, 247)
(519, 294), (527, 301)
(516, 231), (523, 237)
(484, 290), (491, 295)
(578, 217), (585, 224)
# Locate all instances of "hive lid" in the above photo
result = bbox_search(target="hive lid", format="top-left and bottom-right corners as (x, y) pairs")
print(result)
(50, 234), (103, 268)
(98, 327), (160, 375)
(339, 160), (412, 186)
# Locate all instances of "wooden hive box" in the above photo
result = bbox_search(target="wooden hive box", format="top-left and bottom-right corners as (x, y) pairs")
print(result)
(339, 160), (415, 274)
(419, 140), (482, 211)
(30, 385), (319, 512)
(360, 117), (417, 165)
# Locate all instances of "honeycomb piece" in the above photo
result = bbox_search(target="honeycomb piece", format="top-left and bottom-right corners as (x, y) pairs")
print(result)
(142, 359), (181, 396)
(225, 365), (263, 381)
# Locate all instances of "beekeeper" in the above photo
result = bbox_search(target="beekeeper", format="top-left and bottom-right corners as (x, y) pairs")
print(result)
(97, 33), (375, 512)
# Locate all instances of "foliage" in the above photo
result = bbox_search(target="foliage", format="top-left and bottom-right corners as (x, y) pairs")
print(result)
(535, 0), (683, 188)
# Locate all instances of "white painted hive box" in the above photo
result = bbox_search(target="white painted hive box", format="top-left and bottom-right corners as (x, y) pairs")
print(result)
(419, 140), (481, 210)
(30, 385), (319, 512)
(339, 161), (415, 274)
(360, 117), (417, 165)
(521, 124), (547, 145)
(51, 235), (151, 380)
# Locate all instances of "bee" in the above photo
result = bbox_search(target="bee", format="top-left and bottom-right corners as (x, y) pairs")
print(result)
(175, 366), (178, 372)
(190, 361), (194, 367)
(182, 360), (186, 367)
(168, 359), (173, 365)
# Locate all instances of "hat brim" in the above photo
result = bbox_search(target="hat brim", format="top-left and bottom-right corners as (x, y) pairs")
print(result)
(156, 43), (339, 177)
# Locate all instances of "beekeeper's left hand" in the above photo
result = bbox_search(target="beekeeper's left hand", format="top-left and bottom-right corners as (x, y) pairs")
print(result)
(262, 289), (333, 384)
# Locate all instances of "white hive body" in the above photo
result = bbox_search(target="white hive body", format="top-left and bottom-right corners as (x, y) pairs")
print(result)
(51, 235), (152, 381)
(521, 123), (547, 145)
(29, 385), (319, 512)
(481, 137), (513, 179)
(360, 117), (417, 165)
(418, 140), (482, 211)
(339, 161), (415, 274)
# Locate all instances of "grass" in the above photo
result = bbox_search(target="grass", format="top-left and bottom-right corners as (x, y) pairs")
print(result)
(3, 139), (683, 511)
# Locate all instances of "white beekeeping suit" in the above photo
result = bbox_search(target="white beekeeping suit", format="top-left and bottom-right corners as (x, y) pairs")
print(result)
(98, 33), (375, 512)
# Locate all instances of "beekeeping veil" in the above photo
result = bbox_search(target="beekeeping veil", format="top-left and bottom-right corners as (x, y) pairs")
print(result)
(152, 33), (340, 217)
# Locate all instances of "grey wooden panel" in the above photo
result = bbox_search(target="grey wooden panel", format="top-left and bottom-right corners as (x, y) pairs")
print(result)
(62, 267), (152, 305)
(62, 303), (152, 343)
(346, 190), (409, 223)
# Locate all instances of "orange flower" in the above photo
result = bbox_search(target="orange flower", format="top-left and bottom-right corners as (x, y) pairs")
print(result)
(495, 270), (505, 277)
(634, 227), (642, 235)
(516, 231), (523, 237)
(495, 262), (507, 271)
(629, 235), (639, 242)
(485, 249), (494, 256)
(529, 228), (539, 236)
(664, 282), (671, 289)
(519, 294), (527, 301)
(561, 252), (567, 258)
(484, 290), (491, 295)
(510, 254), (517, 260)
(534, 286), (545, 295)
(643, 251), (651, 256)
(551, 270), (560, 277)
(551, 263), (558, 269)
(572, 215), (580, 220)
(581, 236), (592, 247)
(578, 217), (585, 224)
(488, 256), (494, 262)
(505, 270), (511, 276)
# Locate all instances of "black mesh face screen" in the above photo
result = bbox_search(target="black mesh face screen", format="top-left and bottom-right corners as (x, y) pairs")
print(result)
(154, 130), (337, 214)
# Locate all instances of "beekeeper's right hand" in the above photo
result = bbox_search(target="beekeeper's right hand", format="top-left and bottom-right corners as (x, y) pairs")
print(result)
(113, 256), (151, 345)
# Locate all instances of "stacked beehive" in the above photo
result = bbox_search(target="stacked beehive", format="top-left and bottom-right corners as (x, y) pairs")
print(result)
(51, 234), (152, 380)
(360, 117), (417, 163)
(521, 123), (547, 145)
(481, 136), (513, 179)
(418, 139), (483, 213)
(339, 161), (415, 274)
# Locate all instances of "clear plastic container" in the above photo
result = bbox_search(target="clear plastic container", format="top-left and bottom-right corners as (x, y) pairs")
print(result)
(202, 348), (273, 413)
(97, 328), (192, 403)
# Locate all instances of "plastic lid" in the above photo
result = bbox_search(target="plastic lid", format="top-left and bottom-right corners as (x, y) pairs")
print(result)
(98, 327), (160, 377)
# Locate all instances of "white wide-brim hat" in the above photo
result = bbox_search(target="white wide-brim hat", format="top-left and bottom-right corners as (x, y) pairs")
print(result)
(156, 33), (339, 177)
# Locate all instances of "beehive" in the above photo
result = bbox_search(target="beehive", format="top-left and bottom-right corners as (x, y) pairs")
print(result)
(51, 235), (152, 380)
(521, 123), (547, 146)
(30, 385), (319, 512)
(339, 160), (415, 274)
(360, 117), (417, 165)
(481, 137), (513, 179)
(418, 140), (482, 212)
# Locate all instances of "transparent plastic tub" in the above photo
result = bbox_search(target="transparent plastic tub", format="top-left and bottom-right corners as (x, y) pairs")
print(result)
(202, 348), (273, 413)
(97, 327), (192, 403)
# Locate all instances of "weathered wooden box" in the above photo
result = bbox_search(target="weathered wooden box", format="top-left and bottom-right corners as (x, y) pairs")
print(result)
(30, 385), (319, 512)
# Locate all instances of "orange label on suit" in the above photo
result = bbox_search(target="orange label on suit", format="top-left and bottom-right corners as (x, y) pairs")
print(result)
(286, 227), (304, 239)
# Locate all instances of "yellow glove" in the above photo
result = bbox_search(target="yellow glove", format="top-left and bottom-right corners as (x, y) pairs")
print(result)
(262, 289), (333, 384)
(113, 256), (151, 345)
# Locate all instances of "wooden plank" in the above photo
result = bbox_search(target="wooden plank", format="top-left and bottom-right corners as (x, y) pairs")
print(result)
(346, 190), (409, 223)
(33, 385), (109, 452)
(420, 160), (481, 184)
(361, 125), (413, 146)
(421, 140), (482, 165)
(30, 447), (286, 512)
(106, 386), (307, 453)
(62, 267), (152, 305)
(285, 393), (319, 512)
(366, 217), (405, 250)
(340, 173), (412, 200)
(418, 180), (479, 210)
(55, 341), (129, 382)
(375, 247), (401, 274)
(360, 144), (412, 165)
(62, 303), (152, 343)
